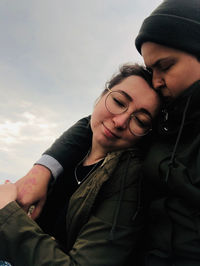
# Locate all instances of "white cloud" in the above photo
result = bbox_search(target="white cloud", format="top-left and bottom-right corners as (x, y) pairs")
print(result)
(0, 120), (24, 144)
(0, 0), (162, 183)
(0, 115), (60, 182)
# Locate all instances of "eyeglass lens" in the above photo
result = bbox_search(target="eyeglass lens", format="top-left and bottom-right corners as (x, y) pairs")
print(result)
(105, 91), (152, 136)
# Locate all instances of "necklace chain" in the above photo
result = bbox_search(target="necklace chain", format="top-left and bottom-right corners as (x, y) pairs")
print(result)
(74, 161), (100, 185)
(74, 149), (105, 185)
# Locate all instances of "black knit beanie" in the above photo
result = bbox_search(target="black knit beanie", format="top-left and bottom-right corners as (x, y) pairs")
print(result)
(135, 0), (200, 57)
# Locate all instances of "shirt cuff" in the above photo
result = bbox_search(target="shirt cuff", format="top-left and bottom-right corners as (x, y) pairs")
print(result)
(35, 155), (63, 179)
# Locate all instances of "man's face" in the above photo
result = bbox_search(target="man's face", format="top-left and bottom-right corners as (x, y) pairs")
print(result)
(141, 42), (200, 102)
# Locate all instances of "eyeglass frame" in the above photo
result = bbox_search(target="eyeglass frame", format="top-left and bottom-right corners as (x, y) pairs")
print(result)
(104, 88), (153, 136)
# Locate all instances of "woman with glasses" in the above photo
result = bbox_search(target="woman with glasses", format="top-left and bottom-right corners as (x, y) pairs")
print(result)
(0, 63), (160, 265)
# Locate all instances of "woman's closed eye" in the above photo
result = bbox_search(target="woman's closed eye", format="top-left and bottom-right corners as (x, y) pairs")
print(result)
(133, 114), (151, 129)
(113, 97), (127, 108)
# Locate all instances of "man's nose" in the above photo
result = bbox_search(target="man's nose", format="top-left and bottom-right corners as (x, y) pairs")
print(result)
(112, 112), (130, 129)
(152, 70), (165, 91)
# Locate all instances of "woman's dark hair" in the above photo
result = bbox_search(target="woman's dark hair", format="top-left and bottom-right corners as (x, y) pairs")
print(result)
(100, 63), (153, 97)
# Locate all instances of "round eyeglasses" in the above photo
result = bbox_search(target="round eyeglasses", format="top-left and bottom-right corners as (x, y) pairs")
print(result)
(105, 89), (153, 136)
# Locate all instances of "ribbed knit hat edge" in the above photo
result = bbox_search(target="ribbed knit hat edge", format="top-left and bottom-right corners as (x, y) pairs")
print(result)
(135, 0), (200, 57)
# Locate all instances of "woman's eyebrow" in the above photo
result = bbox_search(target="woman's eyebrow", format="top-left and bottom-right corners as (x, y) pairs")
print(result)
(117, 90), (153, 118)
(138, 108), (153, 119)
(117, 90), (133, 102)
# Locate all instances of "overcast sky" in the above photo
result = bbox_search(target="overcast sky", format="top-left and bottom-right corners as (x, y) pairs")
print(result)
(0, 0), (161, 183)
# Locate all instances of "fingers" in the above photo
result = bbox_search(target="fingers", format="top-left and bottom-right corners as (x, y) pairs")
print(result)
(30, 198), (46, 220)
(4, 180), (37, 218)
(27, 205), (35, 218)
(0, 181), (17, 209)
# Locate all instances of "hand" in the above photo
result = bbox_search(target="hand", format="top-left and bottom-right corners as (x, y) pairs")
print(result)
(0, 181), (17, 209)
(15, 165), (51, 220)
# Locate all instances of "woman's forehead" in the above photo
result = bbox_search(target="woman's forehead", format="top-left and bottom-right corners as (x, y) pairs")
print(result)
(115, 76), (159, 103)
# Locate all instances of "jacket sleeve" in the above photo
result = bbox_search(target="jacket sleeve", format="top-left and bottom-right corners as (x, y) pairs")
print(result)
(43, 115), (92, 170)
(0, 154), (144, 266)
(0, 202), (72, 266)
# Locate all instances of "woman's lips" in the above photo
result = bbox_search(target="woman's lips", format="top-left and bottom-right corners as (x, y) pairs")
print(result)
(103, 124), (120, 139)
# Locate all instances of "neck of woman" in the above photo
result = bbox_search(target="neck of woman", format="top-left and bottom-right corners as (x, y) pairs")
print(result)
(83, 143), (107, 166)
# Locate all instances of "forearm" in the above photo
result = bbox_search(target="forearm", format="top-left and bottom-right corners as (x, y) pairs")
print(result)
(16, 165), (51, 200)
(15, 165), (51, 219)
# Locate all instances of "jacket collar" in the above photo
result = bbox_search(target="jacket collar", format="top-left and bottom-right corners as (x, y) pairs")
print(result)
(158, 80), (200, 135)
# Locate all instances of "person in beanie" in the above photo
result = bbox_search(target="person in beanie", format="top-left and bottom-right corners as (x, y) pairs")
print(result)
(10, 0), (200, 265)
(134, 0), (200, 264)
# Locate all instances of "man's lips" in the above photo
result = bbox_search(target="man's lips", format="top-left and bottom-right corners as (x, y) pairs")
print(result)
(103, 124), (120, 139)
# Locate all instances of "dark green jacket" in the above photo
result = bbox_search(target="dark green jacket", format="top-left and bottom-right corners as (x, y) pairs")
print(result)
(0, 149), (144, 266)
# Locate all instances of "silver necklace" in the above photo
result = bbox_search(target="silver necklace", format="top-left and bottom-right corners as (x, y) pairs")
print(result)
(74, 150), (104, 185)
(74, 160), (100, 185)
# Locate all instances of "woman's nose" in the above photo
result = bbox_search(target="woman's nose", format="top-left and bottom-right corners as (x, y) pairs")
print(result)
(112, 113), (130, 129)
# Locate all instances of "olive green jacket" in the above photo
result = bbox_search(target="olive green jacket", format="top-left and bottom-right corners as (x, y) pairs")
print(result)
(0, 149), (144, 266)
